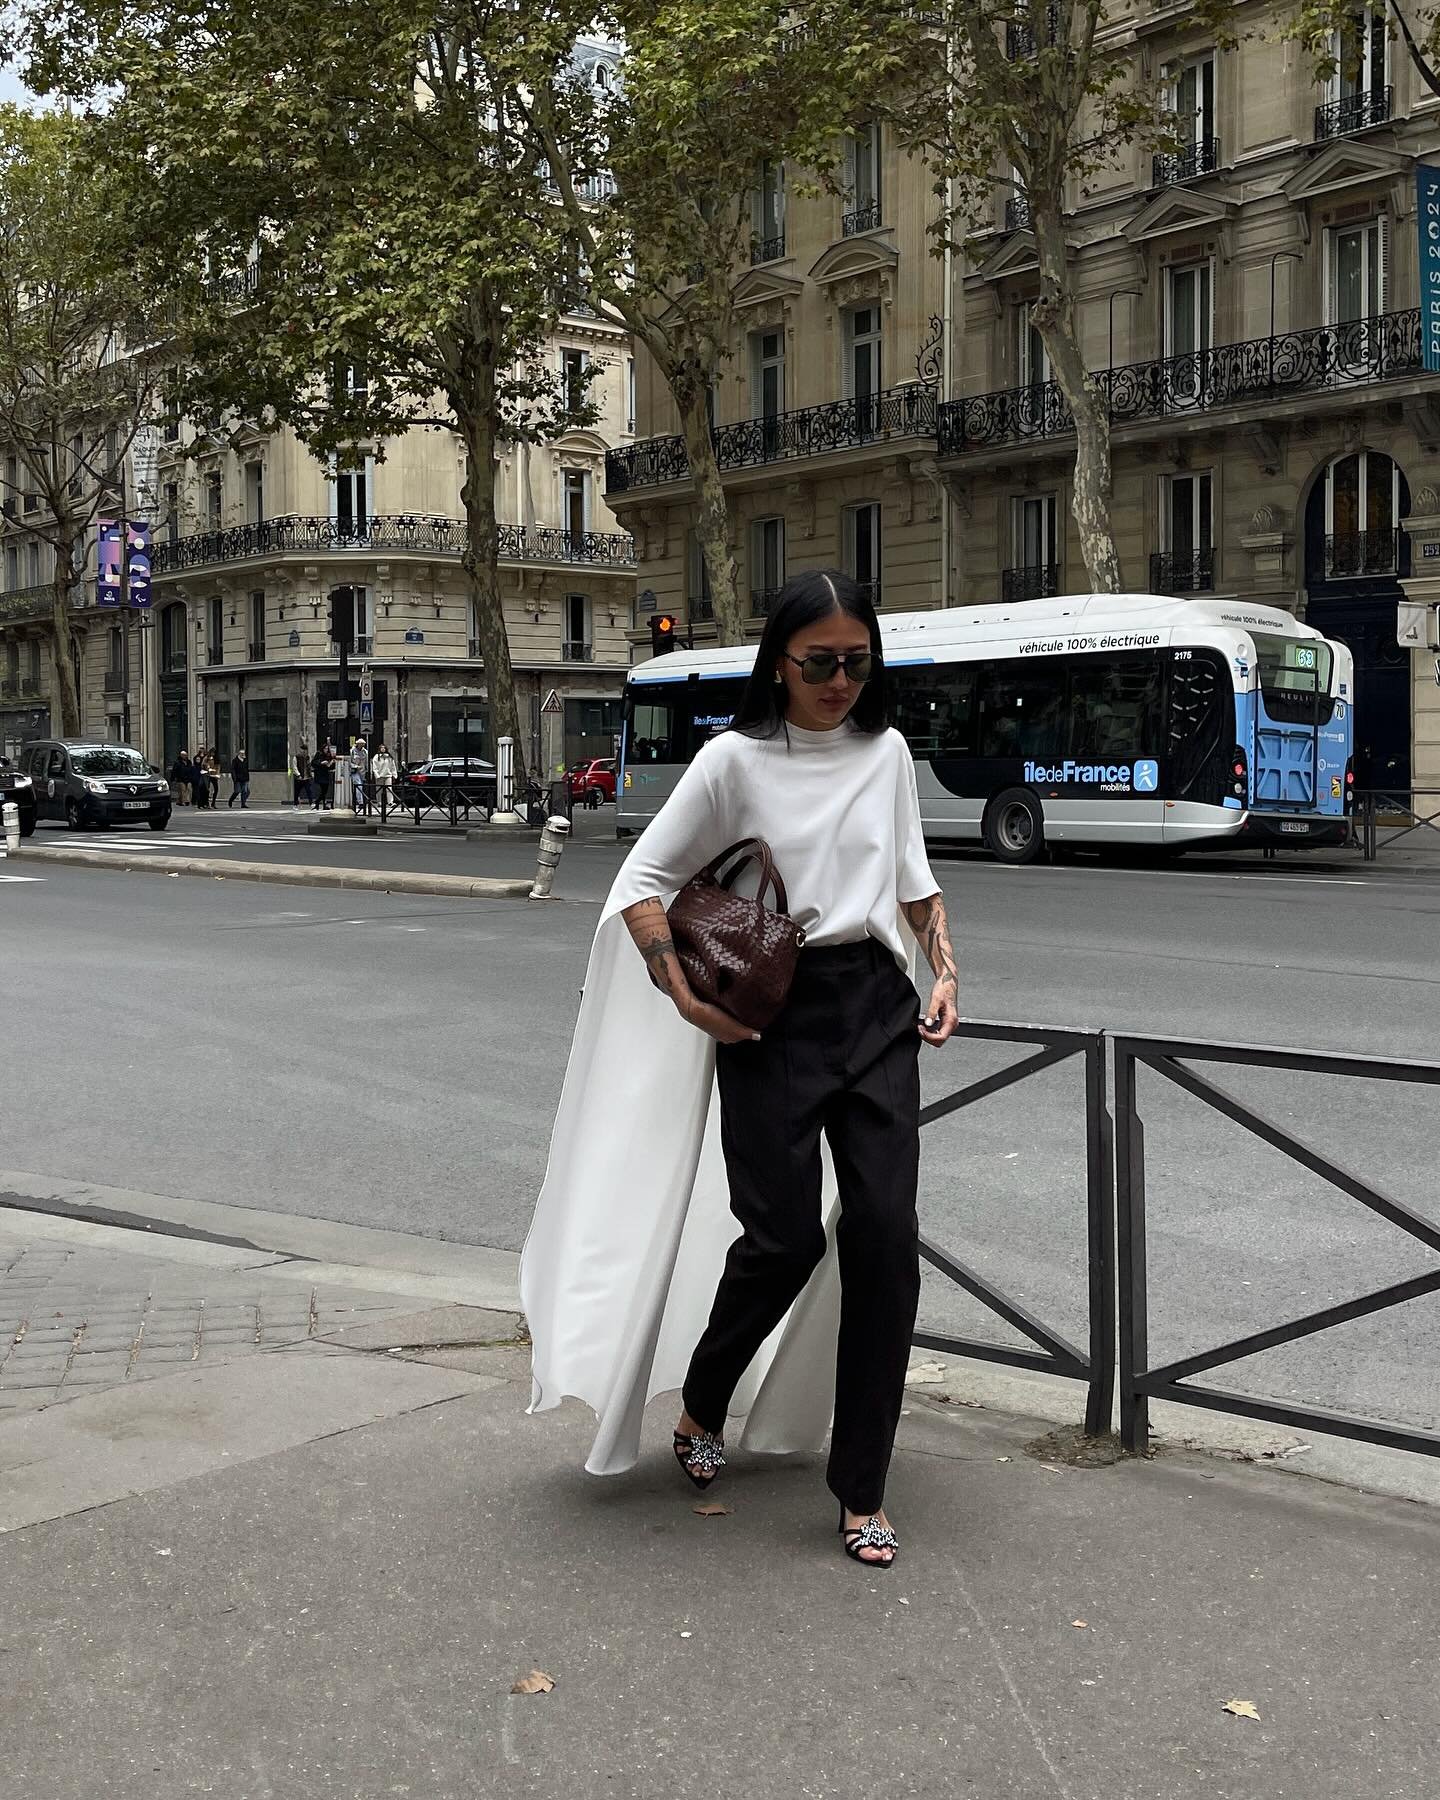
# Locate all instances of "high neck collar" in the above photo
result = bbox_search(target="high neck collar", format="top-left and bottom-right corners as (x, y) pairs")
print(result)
(775, 719), (861, 749)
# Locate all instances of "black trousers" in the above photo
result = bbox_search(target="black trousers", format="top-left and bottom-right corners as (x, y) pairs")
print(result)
(682, 941), (922, 1515)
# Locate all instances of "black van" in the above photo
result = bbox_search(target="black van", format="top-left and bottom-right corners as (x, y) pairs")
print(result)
(23, 740), (172, 831)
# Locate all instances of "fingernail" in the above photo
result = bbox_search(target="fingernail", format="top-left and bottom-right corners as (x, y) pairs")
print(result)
(751, 1033), (762, 1041)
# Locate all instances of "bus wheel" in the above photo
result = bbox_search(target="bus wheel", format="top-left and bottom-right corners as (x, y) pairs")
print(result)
(984, 789), (1046, 865)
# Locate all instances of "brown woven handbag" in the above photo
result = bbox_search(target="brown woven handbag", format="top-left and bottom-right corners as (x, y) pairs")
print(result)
(667, 838), (806, 1032)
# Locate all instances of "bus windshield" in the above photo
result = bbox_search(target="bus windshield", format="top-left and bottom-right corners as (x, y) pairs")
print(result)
(1251, 633), (1334, 724)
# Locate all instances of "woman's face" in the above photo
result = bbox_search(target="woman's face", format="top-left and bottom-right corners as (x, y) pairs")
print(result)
(776, 606), (873, 732)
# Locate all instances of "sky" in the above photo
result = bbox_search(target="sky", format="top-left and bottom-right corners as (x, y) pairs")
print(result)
(0, 64), (39, 108)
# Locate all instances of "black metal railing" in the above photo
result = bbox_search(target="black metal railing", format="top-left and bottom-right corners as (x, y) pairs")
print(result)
(207, 646), (224, 666)
(1356, 788), (1440, 860)
(1149, 548), (1214, 593)
(1315, 528), (1408, 579)
(1001, 563), (1059, 602)
(1315, 86), (1392, 139)
(750, 586), (783, 616)
(938, 309), (1424, 454)
(751, 232), (787, 264)
(247, 641), (265, 662)
(915, 1022), (1114, 1438)
(1116, 1032), (1440, 1460)
(562, 640), (594, 662)
(0, 583), (83, 625)
(843, 200), (882, 236)
(690, 596), (715, 623)
(1005, 194), (1031, 231)
(1152, 136), (1220, 186)
(1004, 4), (1059, 58)
(152, 516), (635, 575)
(607, 383), (938, 492)
(467, 637), (483, 659)
(102, 670), (126, 694)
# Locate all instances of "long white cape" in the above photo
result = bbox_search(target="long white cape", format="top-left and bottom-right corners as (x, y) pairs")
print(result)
(520, 887), (884, 1476)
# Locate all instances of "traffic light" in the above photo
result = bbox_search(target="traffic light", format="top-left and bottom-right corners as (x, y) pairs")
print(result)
(328, 586), (355, 649)
(650, 613), (677, 657)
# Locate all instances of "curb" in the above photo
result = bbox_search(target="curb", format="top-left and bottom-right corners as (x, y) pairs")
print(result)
(16, 845), (534, 899)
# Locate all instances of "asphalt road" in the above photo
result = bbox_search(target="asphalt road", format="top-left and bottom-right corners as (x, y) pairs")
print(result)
(5, 854), (1440, 1438)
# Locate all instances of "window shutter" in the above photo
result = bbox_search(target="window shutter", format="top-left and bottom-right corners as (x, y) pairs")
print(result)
(1377, 211), (1389, 314)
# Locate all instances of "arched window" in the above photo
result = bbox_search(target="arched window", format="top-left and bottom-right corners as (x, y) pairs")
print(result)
(1321, 451), (1404, 578)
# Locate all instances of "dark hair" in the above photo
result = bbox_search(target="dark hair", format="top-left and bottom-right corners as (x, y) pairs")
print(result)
(730, 568), (887, 739)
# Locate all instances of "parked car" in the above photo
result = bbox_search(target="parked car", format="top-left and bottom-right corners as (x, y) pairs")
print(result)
(394, 757), (498, 809)
(565, 758), (617, 806)
(21, 740), (172, 830)
(0, 754), (37, 837)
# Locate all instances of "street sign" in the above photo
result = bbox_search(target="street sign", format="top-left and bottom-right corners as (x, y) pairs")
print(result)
(359, 699), (374, 725)
(541, 688), (562, 715)
(288, 629), (301, 648)
(404, 628), (425, 644)
(360, 674), (373, 702)
(327, 699), (347, 720)
(1420, 165), (1440, 371)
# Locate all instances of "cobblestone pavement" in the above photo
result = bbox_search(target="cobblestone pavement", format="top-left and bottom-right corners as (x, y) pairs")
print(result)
(0, 1239), (407, 1415)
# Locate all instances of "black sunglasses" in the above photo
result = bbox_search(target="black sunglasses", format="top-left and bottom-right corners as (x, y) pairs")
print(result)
(783, 651), (875, 686)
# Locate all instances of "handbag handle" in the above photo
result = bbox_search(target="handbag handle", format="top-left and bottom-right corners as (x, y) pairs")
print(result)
(702, 838), (789, 916)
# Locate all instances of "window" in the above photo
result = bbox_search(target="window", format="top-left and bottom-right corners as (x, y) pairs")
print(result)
(564, 592), (593, 661)
(243, 697), (288, 772)
(1005, 494), (1059, 600)
(562, 469), (589, 546)
(1164, 262), (1212, 359)
(752, 329), (786, 421)
(753, 160), (785, 261)
(4, 453), (17, 513)
(687, 529), (714, 619)
(164, 482), (179, 545)
(978, 665), (1067, 760)
(626, 358), (636, 434)
(843, 502), (882, 605)
(208, 594), (224, 666)
(26, 542), (40, 588)
(22, 482), (36, 514)
(1324, 450), (1400, 575)
(249, 590), (266, 661)
(845, 306), (883, 428)
(750, 516), (785, 613)
(4, 545), (17, 591)
(204, 471), (222, 528)
(1327, 216), (1385, 324)
(108, 626), (123, 674)
(1158, 472), (1214, 591)
(1066, 656), (1165, 760)
(1320, 13), (1389, 134)
(245, 460), (264, 524)
(1005, 165), (1030, 231)
(844, 124), (881, 233)
(160, 602), (187, 674)
(27, 638), (39, 684)
(334, 357), (368, 400)
(5, 638), (18, 684)
(1016, 304), (1050, 387)
(213, 699), (233, 762)
(561, 348), (588, 415)
(892, 665), (979, 757)
(627, 697), (676, 762)
(431, 696), (490, 759)
(163, 368), (180, 442)
(332, 457), (371, 538)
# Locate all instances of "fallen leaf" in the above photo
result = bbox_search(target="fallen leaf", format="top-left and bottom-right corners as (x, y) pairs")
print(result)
(1222, 1699), (1261, 1721)
(1071, 1620), (1088, 1629)
(692, 1501), (731, 1517)
(510, 1670), (555, 1696)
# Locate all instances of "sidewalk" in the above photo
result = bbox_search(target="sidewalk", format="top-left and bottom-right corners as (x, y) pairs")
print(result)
(2, 1200), (1435, 1800)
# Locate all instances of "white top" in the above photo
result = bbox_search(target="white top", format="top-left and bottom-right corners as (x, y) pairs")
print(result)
(613, 723), (938, 964)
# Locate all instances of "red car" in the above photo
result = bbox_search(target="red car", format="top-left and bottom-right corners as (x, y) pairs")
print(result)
(566, 758), (617, 805)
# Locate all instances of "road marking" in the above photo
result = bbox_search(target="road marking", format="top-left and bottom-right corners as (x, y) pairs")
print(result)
(392, 925), (427, 932)
(0, 872), (44, 882)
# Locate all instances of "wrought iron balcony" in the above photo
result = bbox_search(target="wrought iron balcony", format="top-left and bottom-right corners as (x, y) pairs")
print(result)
(103, 669), (127, 694)
(607, 384), (939, 493)
(207, 645), (224, 666)
(843, 201), (882, 237)
(1001, 563), (1059, 603)
(19, 676), (39, 695)
(247, 641), (265, 662)
(1005, 195), (1031, 232)
(751, 232), (787, 265)
(0, 583), (78, 625)
(1149, 549), (1214, 594)
(1152, 137), (1220, 187)
(1312, 529), (1410, 581)
(354, 634), (374, 656)
(1005, 4), (1059, 58)
(468, 637), (484, 658)
(562, 640), (594, 662)
(690, 596), (715, 622)
(751, 587), (783, 616)
(937, 309), (1424, 456)
(152, 515), (636, 575)
(1315, 88), (1392, 139)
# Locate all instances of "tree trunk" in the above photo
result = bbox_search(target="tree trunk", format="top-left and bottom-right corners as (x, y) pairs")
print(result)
(48, 556), (81, 736)
(1030, 208), (1121, 595)
(457, 397), (528, 795)
(673, 372), (743, 645)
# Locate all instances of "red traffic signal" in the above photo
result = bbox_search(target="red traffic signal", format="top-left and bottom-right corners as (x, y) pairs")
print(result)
(650, 613), (678, 656)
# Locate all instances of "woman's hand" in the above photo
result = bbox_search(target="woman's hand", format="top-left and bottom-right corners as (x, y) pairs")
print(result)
(919, 977), (959, 1047)
(621, 898), (761, 1045)
(679, 993), (761, 1045)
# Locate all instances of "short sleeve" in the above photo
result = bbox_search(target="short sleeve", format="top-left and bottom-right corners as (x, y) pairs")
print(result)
(894, 734), (938, 905)
(610, 739), (735, 906)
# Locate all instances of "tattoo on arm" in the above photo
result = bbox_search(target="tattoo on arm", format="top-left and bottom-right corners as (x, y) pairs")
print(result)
(623, 898), (687, 1001)
(903, 894), (957, 993)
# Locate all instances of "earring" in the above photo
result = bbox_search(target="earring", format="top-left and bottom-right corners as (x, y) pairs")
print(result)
(773, 670), (784, 684)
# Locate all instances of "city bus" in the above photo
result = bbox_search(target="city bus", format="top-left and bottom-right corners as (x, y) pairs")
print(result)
(618, 593), (1355, 861)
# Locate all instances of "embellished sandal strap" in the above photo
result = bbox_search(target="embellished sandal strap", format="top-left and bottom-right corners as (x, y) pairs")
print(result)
(845, 1516), (898, 1552)
(674, 1429), (726, 1476)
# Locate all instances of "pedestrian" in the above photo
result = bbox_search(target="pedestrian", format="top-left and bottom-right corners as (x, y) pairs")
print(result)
(313, 740), (335, 810)
(293, 743), (312, 808)
(350, 735), (368, 813)
(201, 748), (220, 808)
(170, 750), (192, 806)
(191, 747), (209, 809)
(371, 741), (397, 812)
(521, 569), (958, 1571)
(228, 746), (250, 809)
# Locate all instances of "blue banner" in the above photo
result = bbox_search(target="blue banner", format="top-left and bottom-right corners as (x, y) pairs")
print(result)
(126, 521), (152, 608)
(96, 518), (122, 607)
(1419, 165), (1440, 372)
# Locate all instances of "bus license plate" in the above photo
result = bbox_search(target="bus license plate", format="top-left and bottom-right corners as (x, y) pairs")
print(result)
(1280, 821), (1309, 834)
(123, 800), (149, 810)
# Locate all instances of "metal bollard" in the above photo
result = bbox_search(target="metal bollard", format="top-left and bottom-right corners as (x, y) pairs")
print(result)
(2, 800), (18, 857)
(529, 815), (571, 900)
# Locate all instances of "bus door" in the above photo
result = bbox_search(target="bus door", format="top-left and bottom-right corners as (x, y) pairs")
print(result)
(1248, 638), (1331, 812)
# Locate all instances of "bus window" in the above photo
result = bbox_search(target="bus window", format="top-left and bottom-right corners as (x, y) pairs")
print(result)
(685, 679), (747, 747)
(1251, 633), (1335, 724)
(978, 664), (1065, 761)
(627, 698), (676, 763)
(890, 666), (977, 756)
(1066, 654), (1163, 760)
(1167, 648), (1231, 802)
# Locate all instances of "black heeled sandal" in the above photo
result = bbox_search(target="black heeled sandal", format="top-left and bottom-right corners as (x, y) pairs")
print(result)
(838, 1500), (899, 1568)
(672, 1426), (726, 1491)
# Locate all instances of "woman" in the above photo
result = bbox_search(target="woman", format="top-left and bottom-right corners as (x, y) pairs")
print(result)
(371, 742), (398, 809)
(190, 747), (209, 809)
(522, 570), (958, 1569)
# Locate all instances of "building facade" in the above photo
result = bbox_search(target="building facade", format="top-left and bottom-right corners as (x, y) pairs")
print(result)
(0, 303), (639, 800)
(613, 13), (1440, 792)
